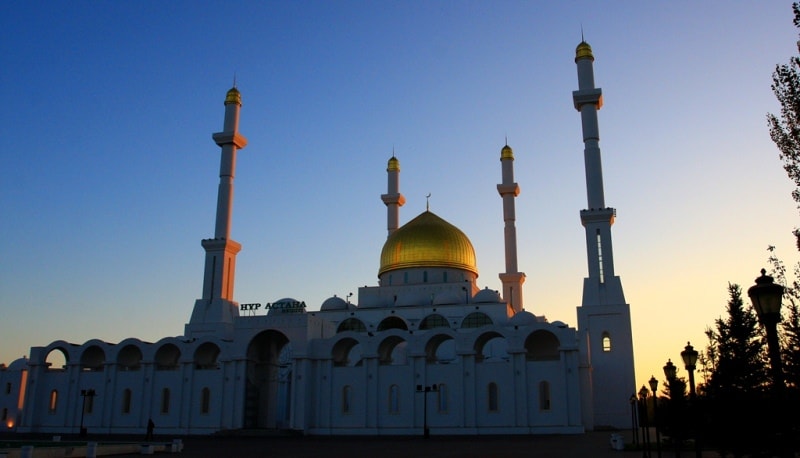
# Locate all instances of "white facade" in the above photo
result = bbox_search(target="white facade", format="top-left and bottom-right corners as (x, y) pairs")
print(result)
(0, 41), (636, 437)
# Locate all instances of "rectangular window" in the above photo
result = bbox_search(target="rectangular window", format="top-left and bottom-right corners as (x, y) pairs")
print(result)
(201, 388), (210, 414)
(161, 388), (171, 414)
(122, 389), (132, 414)
(488, 383), (498, 412)
(85, 394), (94, 414)
(388, 385), (399, 414)
(342, 386), (351, 414)
(596, 230), (604, 284)
(49, 390), (58, 413)
(539, 381), (551, 411)
(437, 384), (448, 413)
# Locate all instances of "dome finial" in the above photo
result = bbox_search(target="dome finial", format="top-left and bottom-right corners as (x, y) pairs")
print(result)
(426, 193), (431, 211)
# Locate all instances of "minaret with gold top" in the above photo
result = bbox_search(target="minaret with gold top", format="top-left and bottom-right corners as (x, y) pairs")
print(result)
(381, 156), (406, 237)
(497, 144), (525, 314)
(573, 41), (635, 430)
(188, 86), (248, 336)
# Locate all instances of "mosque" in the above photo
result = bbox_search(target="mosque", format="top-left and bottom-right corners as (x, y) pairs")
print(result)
(0, 41), (636, 436)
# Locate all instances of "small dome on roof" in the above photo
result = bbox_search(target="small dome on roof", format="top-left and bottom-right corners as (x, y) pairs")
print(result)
(321, 296), (350, 311)
(6, 357), (29, 371)
(509, 310), (537, 326)
(473, 287), (501, 303)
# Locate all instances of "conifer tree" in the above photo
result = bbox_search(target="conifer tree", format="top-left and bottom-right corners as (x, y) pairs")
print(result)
(703, 284), (767, 396)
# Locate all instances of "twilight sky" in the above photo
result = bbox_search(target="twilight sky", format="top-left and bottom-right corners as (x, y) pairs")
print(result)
(2, 1), (799, 391)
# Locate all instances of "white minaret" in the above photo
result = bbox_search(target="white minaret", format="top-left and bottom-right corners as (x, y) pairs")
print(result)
(572, 41), (635, 430)
(497, 144), (525, 314)
(188, 86), (248, 336)
(381, 156), (405, 237)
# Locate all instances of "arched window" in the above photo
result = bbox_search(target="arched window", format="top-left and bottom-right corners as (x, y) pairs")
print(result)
(49, 390), (58, 413)
(602, 332), (612, 352)
(461, 312), (492, 329)
(377, 316), (408, 331)
(525, 330), (560, 361)
(342, 386), (352, 414)
(161, 388), (171, 414)
(423, 271), (428, 283)
(539, 381), (551, 410)
(437, 384), (448, 413)
(419, 314), (449, 330)
(5, 383), (10, 395)
(337, 318), (367, 333)
(85, 393), (94, 414)
(121, 389), (132, 414)
(487, 382), (498, 412)
(388, 385), (400, 414)
(201, 387), (211, 414)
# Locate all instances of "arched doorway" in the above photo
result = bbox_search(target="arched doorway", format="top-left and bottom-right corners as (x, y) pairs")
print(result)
(244, 330), (291, 429)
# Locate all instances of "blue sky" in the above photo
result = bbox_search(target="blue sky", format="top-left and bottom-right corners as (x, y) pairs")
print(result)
(2, 1), (798, 391)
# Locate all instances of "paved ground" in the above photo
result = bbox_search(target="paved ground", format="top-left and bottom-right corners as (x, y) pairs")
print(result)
(111, 430), (716, 458)
(2, 430), (733, 457)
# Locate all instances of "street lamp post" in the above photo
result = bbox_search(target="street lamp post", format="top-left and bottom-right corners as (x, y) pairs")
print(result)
(649, 376), (662, 458)
(680, 343), (698, 398)
(680, 342), (701, 458)
(416, 384), (438, 439)
(639, 385), (651, 458)
(79, 389), (96, 437)
(663, 360), (680, 458)
(747, 269), (787, 457)
(747, 269), (784, 394)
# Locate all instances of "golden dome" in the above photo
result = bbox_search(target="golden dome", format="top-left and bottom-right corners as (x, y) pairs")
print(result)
(225, 87), (242, 105)
(575, 41), (594, 62)
(500, 144), (514, 160)
(379, 211), (478, 276)
(387, 156), (400, 171)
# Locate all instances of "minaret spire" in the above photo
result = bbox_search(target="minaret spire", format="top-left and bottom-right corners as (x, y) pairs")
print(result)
(572, 40), (622, 300)
(381, 155), (406, 237)
(497, 143), (525, 314)
(188, 86), (248, 336)
(572, 41), (636, 431)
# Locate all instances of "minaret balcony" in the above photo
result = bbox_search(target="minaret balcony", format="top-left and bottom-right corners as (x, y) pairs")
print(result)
(580, 207), (615, 226)
(572, 88), (603, 110)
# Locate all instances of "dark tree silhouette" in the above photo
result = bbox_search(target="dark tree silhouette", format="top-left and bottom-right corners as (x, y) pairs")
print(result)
(768, 2), (800, 248)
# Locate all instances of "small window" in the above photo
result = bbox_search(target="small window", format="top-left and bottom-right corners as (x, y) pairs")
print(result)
(443, 271), (448, 282)
(488, 382), (498, 412)
(423, 271), (428, 283)
(161, 388), (171, 414)
(85, 393), (94, 414)
(121, 389), (132, 414)
(602, 333), (612, 352)
(49, 390), (58, 413)
(201, 387), (211, 414)
(5, 382), (11, 395)
(437, 384), (448, 413)
(1, 408), (6, 421)
(388, 385), (399, 414)
(539, 381), (551, 411)
(342, 386), (352, 414)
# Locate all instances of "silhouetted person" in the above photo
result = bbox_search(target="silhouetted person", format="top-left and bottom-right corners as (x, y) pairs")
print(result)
(146, 418), (155, 441)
